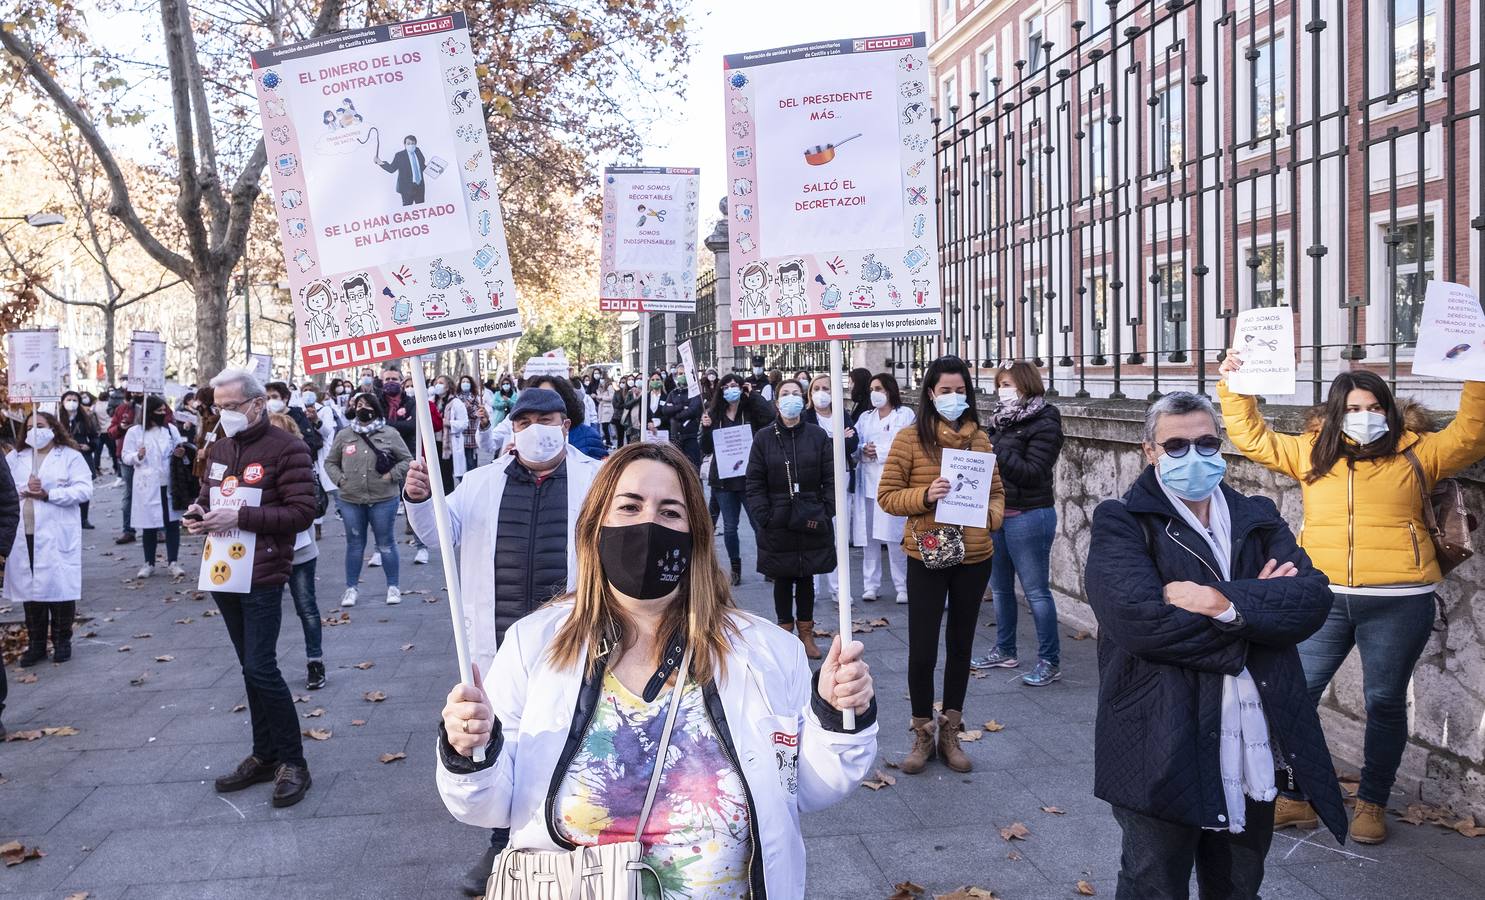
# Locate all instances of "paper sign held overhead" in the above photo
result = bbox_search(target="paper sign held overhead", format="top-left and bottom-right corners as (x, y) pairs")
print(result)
(127, 330), (166, 395)
(522, 350), (570, 379)
(248, 353), (273, 384)
(249, 12), (522, 376)
(4, 329), (62, 404)
(1412, 281), (1485, 380)
(1227, 307), (1296, 396)
(677, 339), (701, 398)
(598, 166), (701, 313)
(723, 33), (942, 345)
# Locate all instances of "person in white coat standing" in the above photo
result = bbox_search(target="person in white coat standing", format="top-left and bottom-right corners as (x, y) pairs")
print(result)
(8, 412), (95, 665)
(123, 396), (187, 579)
(856, 373), (916, 603)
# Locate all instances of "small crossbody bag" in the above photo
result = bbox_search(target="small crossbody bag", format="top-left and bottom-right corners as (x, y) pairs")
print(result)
(483, 645), (693, 900)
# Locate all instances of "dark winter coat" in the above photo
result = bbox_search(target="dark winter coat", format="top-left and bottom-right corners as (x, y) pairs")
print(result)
(1085, 466), (1345, 840)
(986, 403), (1064, 511)
(382, 388), (418, 454)
(196, 414), (317, 589)
(492, 460), (570, 643)
(744, 419), (836, 578)
(803, 407), (860, 493)
(658, 388), (704, 439)
(0, 460), (19, 557)
(701, 393), (775, 490)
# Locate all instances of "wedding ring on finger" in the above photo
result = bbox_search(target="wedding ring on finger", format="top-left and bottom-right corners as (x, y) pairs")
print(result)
(461, 718), (471, 734)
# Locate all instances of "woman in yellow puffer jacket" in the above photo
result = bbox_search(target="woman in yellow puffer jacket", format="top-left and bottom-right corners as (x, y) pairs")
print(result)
(1217, 361), (1485, 846)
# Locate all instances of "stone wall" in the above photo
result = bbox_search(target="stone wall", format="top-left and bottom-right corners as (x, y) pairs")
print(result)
(1032, 396), (1485, 817)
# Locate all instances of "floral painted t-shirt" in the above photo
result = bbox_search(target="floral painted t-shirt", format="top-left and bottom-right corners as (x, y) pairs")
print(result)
(555, 671), (752, 899)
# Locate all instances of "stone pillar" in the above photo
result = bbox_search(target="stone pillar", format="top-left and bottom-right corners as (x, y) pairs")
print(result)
(851, 341), (892, 377)
(704, 197), (733, 371)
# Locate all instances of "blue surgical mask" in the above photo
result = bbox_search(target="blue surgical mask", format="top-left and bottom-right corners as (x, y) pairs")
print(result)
(723, 386), (742, 403)
(933, 392), (970, 421)
(1343, 411), (1389, 446)
(778, 395), (805, 419)
(1157, 451), (1227, 502)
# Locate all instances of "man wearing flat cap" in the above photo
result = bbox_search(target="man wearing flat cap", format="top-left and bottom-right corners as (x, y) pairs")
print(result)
(403, 388), (603, 890)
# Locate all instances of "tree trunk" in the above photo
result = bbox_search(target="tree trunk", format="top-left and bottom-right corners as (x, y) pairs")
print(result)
(195, 273), (230, 383)
(104, 306), (117, 386)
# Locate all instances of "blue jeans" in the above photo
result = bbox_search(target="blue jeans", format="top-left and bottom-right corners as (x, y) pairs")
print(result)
(339, 496), (400, 589)
(990, 506), (1060, 666)
(1296, 590), (1435, 805)
(713, 488), (757, 567)
(289, 559), (322, 661)
(214, 586), (306, 768)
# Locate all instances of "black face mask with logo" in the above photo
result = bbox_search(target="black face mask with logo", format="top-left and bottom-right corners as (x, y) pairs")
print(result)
(597, 522), (693, 601)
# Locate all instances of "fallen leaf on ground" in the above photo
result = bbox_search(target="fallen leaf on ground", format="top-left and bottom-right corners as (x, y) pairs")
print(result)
(293, 694), (309, 703)
(129, 672), (150, 686)
(888, 882), (925, 899)
(64, 891), (90, 899)
(1075, 880), (1097, 896)
(1450, 815), (1485, 838)
(364, 691), (387, 702)
(17, 673), (37, 684)
(154, 655), (175, 663)
(934, 888), (997, 900)
(883, 759), (901, 769)
(861, 769), (897, 790)
(998, 822), (1030, 842)
(983, 720), (1005, 732)
(959, 729), (985, 742)
(231, 704), (247, 713)
(117, 645), (131, 652)
(321, 611), (352, 626)
(302, 708), (325, 718)
(1067, 629), (1092, 640)
(174, 617), (194, 625)
(351, 719), (367, 726)
(1040, 806), (1065, 815)
(1006, 849), (1022, 861)
(379, 752), (407, 764)
(302, 728), (333, 741)
(0, 841), (44, 866)
(352, 661), (374, 670)
(132, 632), (152, 639)
(400, 643), (414, 651)
(202, 609), (219, 617)
(43, 726), (79, 737)
(3, 730), (43, 742)
(422, 595), (439, 603)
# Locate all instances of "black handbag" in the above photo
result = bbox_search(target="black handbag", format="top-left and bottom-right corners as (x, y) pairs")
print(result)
(774, 425), (832, 537)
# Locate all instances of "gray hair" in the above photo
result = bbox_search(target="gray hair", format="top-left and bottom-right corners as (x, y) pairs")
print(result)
(1144, 391), (1220, 444)
(209, 367), (266, 400)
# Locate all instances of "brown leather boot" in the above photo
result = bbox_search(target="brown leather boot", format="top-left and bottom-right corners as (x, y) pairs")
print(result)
(779, 621), (794, 633)
(1274, 796), (1318, 830)
(901, 716), (936, 774)
(1350, 799), (1388, 844)
(937, 710), (973, 773)
(796, 620), (823, 660)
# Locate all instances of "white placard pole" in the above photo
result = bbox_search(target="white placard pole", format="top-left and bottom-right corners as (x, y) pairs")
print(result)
(828, 339), (855, 731)
(410, 364), (483, 762)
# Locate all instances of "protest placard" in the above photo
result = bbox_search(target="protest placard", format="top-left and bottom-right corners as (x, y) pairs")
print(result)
(935, 449), (996, 529)
(1228, 307), (1296, 396)
(127, 331), (166, 394)
(598, 166), (701, 313)
(722, 33), (942, 346)
(250, 12), (521, 376)
(248, 353), (273, 384)
(711, 424), (753, 479)
(678, 339), (701, 398)
(198, 483), (261, 593)
(4, 328), (61, 404)
(522, 350), (570, 379)
(1412, 281), (1485, 380)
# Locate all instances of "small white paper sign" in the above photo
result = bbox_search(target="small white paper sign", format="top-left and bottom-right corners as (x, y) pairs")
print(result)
(644, 428), (670, 445)
(199, 484), (262, 593)
(1228, 307), (1296, 396)
(678, 339), (701, 399)
(1412, 281), (1485, 380)
(711, 425), (753, 478)
(934, 449), (996, 529)
(127, 331), (166, 394)
(248, 353), (273, 384)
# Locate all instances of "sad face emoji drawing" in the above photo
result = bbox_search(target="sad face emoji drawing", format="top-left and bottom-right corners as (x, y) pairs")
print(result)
(209, 561), (232, 585)
(203, 541), (213, 561)
(228, 542), (248, 560)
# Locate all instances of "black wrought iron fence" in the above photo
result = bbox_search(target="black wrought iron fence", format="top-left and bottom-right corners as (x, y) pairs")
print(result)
(933, 0), (1483, 403)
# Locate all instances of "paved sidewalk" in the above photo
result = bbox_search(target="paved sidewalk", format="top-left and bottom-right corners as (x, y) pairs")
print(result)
(2, 472), (1482, 899)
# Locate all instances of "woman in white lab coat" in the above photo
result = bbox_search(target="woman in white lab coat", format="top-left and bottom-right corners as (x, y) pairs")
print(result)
(856, 373), (916, 603)
(8, 412), (95, 665)
(309, 386), (343, 538)
(122, 396), (186, 579)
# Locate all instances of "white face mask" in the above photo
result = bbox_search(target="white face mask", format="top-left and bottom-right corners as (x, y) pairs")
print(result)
(301, 391), (317, 406)
(812, 390), (832, 410)
(997, 385), (1021, 405)
(27, 427), (53, 449)
(266, 398), (287, 414)
(513, 422), (565, 464)
(431, 383), (446, 397)
(870, 390), (888, 409)
(1343, 411), (1389, 446)
(218, 408), (250, 437)
(63, 399), (79, 412)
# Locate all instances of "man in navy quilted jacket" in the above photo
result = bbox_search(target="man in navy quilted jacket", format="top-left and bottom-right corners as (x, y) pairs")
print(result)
(1086, 392), (1344, 899)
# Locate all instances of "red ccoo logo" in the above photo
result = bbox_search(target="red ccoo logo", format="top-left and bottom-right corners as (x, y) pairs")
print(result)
(855, 35), (916, 52)
(402, 16), (453, 36)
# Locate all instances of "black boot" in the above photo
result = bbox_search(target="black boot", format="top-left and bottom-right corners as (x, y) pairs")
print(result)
(19, 602), (49, 667)
(730, 559), (743, 587)
(51, 601), (75, 663)
(306, 660), (326, 690)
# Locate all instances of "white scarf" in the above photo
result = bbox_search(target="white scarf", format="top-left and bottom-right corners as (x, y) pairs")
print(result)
(350, 418), (385, 435)
(1157, 479), (1276, 833)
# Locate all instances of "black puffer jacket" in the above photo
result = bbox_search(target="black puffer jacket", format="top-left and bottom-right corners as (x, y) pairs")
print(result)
(492, 460), (569, 642)
(986, 403), (1063, 511)
(744, 419), (836, 577)
(658, 388), (704, 439)
(700, 393), (774, 490)
(1085, 466), (1344, 840)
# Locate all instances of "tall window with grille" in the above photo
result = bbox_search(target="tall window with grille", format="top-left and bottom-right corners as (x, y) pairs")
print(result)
(1084, 118), (1109, 197)
(1155, 262), (1187, 357)
(1153, 86), (1184, 175)
(1387, 218), (1434, 346)
(1087, 275), (1109, 363)
(1026, 12), (1047, 72)
(1249, 243), (1287, 308)
(979, 46), (997, 97)
(1248, 34), (1289, 143)
(1086, 0), (1112, 39)
(940, 71), (959, 119)
(1389, 0), (1437, 94)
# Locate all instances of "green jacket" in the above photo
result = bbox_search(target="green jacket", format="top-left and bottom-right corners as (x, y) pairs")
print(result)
(324, 424), (413, 505)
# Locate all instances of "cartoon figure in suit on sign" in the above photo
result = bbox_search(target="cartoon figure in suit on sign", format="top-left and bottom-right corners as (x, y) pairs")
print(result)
(343, 275), (380, 337)
(376, 134), (428, 206)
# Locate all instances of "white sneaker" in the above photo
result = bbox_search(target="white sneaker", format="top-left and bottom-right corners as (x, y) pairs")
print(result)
(386, 586), (401, 605)
(167, 562), (187, 578)
(862, 591), (879, 602)
(896, 595), (909, 605)
(135, 564), (154, 579)
(341, 587), (358, 607)
(368, 552), (382, 568)
(414, 548), (429, 565)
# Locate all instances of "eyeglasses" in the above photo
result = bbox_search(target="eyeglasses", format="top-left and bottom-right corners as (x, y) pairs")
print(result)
(1159, 436), (1223, 458)
(216, 397), (259, 413)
